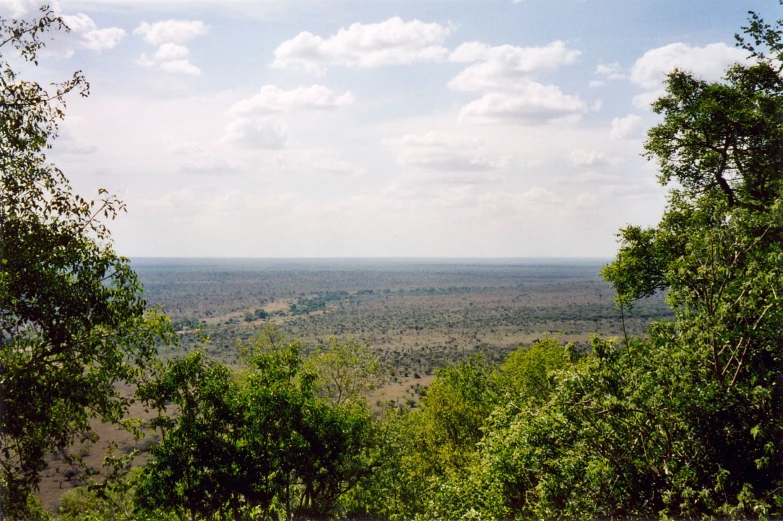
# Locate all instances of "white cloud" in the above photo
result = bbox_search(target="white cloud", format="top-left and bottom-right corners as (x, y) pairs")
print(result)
(154, 42), (189, 61)
(61, 13), (126, 53)
(276, 149), (366, 177)
(133, 19), (209, 45)
(54, 132), (98, 155)
(448, 41), (492, 63)
(569, 171), (620, 184)
(228, 85), (354, 115)
(134, 20), (208, 75)
(458, 82), (586, 125)
(447, 41), (584, 125)
(594, 61), (625, 80)
(161, 59), (201, 75)
(630, 42), (748, 90)
(518, 186), (558, 202)
(386, 132), (509, 175)
(569, 149), (623, 167)
(272, 17), (451, 73)
(609, 114), (643, 140)
(573, 182), (654, 208)
(448, 40), (580, 92)
(221, 118), (288, 149)
(221, 85), (355, 152)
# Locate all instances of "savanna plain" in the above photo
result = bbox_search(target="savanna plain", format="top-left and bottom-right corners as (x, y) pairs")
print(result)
(36, 258), (671, 510)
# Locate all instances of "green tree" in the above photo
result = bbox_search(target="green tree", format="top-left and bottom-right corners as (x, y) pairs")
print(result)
(345, 356), (501, 520)
(600, 8), (783, 516)
(308, 336), (387, 406)
(60, 467), (172, 521)
(137, 334), (379, 520)
(342, 406), (430, 521)
(135, 353), (243, 521)
(495, 336), (575, 405)
(414, 355), (500, 476)
(416, 338), (576, 521)
(0, 8), (174, 519)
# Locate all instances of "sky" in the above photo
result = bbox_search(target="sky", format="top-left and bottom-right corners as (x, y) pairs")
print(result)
(1, 0), (774, 257)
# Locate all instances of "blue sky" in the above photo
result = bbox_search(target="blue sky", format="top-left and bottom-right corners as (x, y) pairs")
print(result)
(2, 0), (774, 257)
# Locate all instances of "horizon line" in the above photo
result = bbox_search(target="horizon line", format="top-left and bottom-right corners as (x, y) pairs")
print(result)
(127, 256), (614, 261)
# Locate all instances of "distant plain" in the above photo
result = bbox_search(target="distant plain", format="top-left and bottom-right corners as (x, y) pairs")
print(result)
(132, 257), (672, 379)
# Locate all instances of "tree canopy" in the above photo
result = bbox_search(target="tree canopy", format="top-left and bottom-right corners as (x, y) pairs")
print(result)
(0, 8), (173, 519)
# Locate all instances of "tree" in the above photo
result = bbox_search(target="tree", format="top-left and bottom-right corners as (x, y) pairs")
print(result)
(135, 352), (246, 521)
(600, 9), (783, 515)
(308, 336), (387, 406)
(136, 334), (379, 521)
(344, 355), (502, 521)
(495, 336), (575, 405)
(414, 355), (500, 475)
(0, 8), (174, 519)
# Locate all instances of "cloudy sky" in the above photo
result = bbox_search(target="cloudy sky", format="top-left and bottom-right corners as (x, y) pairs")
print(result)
(2, 0), (770, 257)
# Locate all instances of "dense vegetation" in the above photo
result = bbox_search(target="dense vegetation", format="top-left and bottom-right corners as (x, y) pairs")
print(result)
(1, 5), (782, 521)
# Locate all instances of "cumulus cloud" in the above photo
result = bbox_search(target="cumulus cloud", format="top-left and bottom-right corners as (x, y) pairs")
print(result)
(447, 41), (585, 125)
(272, 17), (451, 73)
(569, 149), (623, 167)
(134, 19), (209, 74)
(386, 132), (510, 175)
(228, 85), (354, 116)
(275, 149), (366, 177)
(609, 114), (643, 140)
(517, 186), (558, 202)
(630, 42), (748, 90)
(61, 13), (126, 53)
(458, 82), (586, 124)
(220, 118), (288, 149)
(133, 20), (209, 45)
(0, 5), (124, 56)
(154, 42), (190, 61)
(631, 89), (666, 109)
(448, 40), (580, 91)
(569, 171), (620, 184)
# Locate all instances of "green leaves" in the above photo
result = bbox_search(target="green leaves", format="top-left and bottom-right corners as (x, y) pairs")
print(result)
(136, 336), (379, 521)
(0, 8), (174, 519)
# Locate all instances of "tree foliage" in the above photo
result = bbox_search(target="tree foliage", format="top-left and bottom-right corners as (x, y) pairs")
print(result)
(136, 331), (380, 520)
(0, 8), (174, 519)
